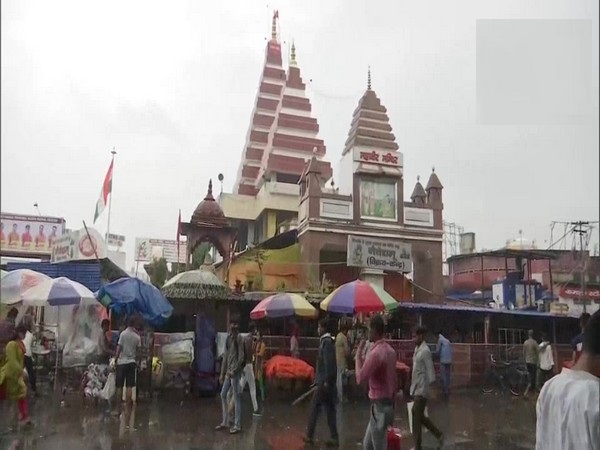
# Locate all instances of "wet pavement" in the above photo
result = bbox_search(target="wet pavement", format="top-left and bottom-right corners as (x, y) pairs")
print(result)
(1, 388), (537, 449)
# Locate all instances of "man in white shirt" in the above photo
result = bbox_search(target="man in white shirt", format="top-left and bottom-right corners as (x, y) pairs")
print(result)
(113, 318), (141, 415)
(536, 310), (600, 450)
(537, 332), (554, 388)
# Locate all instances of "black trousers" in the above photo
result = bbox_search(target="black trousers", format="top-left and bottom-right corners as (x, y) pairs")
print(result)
(24, 355), (37, 393)
(306, 385), (338, 441)
(412, 396), (442, 450)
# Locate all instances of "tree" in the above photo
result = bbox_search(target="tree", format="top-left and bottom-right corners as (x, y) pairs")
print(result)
(147, 257), (169, 288)
(191, 243), (212, 269)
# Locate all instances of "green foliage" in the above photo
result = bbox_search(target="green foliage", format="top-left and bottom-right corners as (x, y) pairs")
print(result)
(191, 243), (211, 269)
(148, 257), (169, 288)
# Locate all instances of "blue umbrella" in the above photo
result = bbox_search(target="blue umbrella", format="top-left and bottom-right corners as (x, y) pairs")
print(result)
(97, 278), (173, 327)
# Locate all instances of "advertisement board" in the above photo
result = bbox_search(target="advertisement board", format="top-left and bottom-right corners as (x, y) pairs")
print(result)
(134, 238), (187, 264)
(347, 235), (412, 273)
(106, 233), (126, 248)
(1, 212), (66, 256)
(51, 227), (107, 263)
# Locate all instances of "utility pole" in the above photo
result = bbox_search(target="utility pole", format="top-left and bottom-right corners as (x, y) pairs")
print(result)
(572, 221), (589, 313)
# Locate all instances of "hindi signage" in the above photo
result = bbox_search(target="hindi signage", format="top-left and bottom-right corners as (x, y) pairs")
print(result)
(353, 148), (402, 167)
(1, 212), (66, 256)
(347, 235), (412, 273)
(106, 233), (126, 248)
(51, 227), (107, 263)
(135, 238), (187, 264)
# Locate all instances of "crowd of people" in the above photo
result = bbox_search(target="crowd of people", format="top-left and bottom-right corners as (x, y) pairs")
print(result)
(2, 305), (599, 449)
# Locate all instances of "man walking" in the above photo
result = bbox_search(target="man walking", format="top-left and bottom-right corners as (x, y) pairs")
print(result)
(216, 318), (245, 434)
(523, 329), (539, 397)
(537, 332), (554, 388)
(436, 331), (452, 400)
(305, 318), (339, 447)
(335, 321), (350, 402)
(240, 322), (260, 416)
(536, 310), (600, 449)
(355, 315), (397, 450)
(410, 326), (443, 450)
(113, 317), (141, 415)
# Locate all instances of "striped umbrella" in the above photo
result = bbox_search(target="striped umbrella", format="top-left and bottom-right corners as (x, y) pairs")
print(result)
(21, 277), (96, 307)
(1, 269), (52, 305)
(250, 293), (318, 320)
(319, 279), (398, 314)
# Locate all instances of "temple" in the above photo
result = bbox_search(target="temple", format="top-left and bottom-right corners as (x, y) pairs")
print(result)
(224, 11), (331, 249)
(214, 13), (445, 301)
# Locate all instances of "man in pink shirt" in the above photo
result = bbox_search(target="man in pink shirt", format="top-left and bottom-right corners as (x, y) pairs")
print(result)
(355, 314), (397, 450)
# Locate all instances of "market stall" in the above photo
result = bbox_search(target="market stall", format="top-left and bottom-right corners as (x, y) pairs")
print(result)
(21, 276), (101, 393)
(161, 264), (233, 396)
(97, 277), (173, 398)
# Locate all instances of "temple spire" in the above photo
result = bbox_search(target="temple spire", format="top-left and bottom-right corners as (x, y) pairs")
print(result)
(367, 66), (371, 90)
(271, 10), (279, 41)
(290, 41), (297, 66)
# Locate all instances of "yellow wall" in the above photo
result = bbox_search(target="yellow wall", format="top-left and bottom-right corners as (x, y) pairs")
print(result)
(217, 244), (302, 291)
(266, 211), (277, 239)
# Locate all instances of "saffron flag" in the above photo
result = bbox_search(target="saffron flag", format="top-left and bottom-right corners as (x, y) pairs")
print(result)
(93, 160), (114, 223)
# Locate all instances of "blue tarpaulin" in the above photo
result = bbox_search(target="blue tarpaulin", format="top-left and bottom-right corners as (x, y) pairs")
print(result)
(97, 278), (173, 327)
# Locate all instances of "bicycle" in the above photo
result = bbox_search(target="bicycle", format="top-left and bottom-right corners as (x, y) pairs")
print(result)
(481, 353), (529, 396)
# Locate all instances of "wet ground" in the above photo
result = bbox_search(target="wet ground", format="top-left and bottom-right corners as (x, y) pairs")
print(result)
(1, 388), (537, 450)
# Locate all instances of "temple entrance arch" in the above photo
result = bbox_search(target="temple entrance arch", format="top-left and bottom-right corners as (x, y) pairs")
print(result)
(181, 180), (237, 269)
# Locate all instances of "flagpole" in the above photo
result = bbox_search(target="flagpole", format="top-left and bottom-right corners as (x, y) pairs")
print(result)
(106, 148), (116, 240)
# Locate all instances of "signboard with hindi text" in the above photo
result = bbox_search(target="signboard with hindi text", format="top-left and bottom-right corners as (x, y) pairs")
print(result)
(106, 233), (126, 248)
(135, 238), (187, 264)
(347, 235), (412, 273)
(51, 227), (107, 263)
(1, 212), (66, 257)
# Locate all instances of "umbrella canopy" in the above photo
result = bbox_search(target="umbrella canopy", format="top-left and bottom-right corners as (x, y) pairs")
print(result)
(0, 270), (7, 279)
(250, 293), (318, 320)
(319, 280), (398, 315)
(97, 277), (173, 327)
(21, 277), (96, 307)
(1, 269), (52, 305)
(161, 270), (231, 300)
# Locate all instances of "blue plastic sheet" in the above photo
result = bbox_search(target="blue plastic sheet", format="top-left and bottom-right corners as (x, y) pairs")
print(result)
(97, 278), (173, 327)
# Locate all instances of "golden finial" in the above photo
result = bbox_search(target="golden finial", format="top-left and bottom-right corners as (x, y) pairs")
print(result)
(290, 41), (297, 66)
(271, 10), (279, 41)
(367, 66), (372, 90)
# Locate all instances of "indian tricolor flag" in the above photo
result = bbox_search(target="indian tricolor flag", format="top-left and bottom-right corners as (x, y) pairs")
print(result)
(93, 160), (114, 223)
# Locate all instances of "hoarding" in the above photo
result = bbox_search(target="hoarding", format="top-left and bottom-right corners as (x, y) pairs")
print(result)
(106, 233), (126, 248)
(51, 227), (107, 263)
(134, 238), (187, 264)
(1, 212), (66, 256)
(347, 235), (412, 273)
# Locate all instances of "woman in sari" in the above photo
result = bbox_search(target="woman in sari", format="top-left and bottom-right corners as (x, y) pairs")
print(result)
(0, 325), (31, 426)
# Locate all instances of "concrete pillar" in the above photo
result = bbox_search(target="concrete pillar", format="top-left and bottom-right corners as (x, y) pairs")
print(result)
(247, 222), (255, 247)
(360, 268), (385, 289)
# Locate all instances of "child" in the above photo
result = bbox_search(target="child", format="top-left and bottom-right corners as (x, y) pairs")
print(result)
(0, 325), (32, 427)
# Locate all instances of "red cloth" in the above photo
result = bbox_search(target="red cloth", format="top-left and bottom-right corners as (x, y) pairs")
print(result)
(265, 355), (314, 381)
(387, 428), (401, 450)
(18, 398), (28, 421)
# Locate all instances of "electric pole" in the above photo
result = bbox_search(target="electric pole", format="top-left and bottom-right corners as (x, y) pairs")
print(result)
(571, 221), (590, 313)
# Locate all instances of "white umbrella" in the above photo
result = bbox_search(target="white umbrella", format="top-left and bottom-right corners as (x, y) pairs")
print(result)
(1, 269), (51, 305)
(21, 277), (96, 307)
(21, 277), (97, 390)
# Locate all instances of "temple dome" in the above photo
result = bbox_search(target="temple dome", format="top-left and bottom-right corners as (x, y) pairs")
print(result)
(191, 180), (228, 227)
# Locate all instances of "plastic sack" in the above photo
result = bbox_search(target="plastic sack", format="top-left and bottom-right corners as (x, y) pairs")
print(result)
(100, 372), (116, 400)
(407, 401), (429, 434)
(161, 339), (194, 365)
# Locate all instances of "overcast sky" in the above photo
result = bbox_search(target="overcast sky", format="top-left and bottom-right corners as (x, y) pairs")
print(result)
(2, 0), (598, 270)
